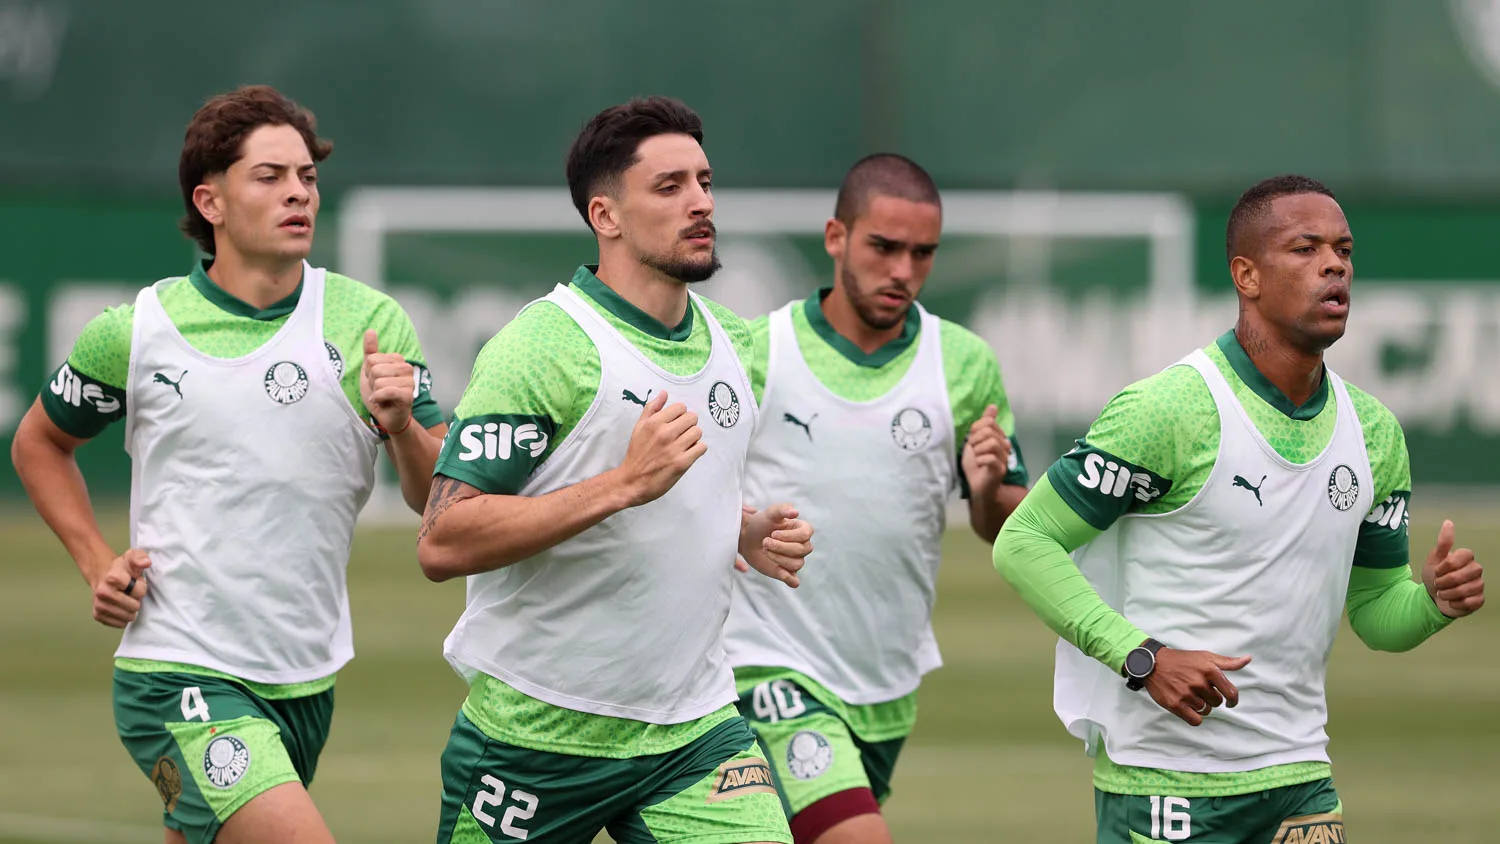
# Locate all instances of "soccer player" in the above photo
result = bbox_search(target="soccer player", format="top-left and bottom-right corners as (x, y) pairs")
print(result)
(417, 96), (813, 844)
(10, 86), (448, 844)
(993, 174), (1486, 843)
(722, 153), (1031, 844)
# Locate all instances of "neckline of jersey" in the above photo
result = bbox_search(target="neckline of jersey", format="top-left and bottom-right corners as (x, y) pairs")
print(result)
(572, 266), (695, 342)
(188, 259), (302, 321)
(1214, 329), (1329, 421)
(801, 287), (920, 369)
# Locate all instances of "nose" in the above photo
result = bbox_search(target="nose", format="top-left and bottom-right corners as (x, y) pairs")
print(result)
(891, 251), (914, 283)
(688, 181), (713, 218)
(286, 176), (310, 206)
(1320, 246), (1347, 277)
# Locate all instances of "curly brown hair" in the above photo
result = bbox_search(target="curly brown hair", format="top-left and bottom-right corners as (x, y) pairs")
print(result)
(178, 85), (332, 255)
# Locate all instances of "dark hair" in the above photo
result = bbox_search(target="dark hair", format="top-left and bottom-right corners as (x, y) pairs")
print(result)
(1225, 174), (1335, 264)
(833, 153), (941, 225)
(178, 85), (332, 255)
(565, 96), (704, 230)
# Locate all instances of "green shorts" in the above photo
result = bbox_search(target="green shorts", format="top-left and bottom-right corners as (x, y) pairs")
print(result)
(734, 678), (906, 817)
(112, 668), (334, 844)
(1096, 778), (1343, 844)
(436, 709), (791, 843)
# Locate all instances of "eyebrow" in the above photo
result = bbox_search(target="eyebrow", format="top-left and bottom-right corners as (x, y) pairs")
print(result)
(650, 168), (711, 183)
(249, 162), (317, 172)
(1291, 233), (1353, 245)
(868, 233), (941, 250)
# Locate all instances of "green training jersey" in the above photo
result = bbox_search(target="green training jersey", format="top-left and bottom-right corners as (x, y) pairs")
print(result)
(1044, 330), (1412, 796)
(434, 265), (754, 759)
(43, 260), (443, 698)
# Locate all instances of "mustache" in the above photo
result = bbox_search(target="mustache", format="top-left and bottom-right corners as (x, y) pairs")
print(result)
(680, 220), (716, 239)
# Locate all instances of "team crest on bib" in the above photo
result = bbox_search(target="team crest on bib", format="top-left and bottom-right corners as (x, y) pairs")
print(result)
(1327, 464), (1360, 511)
(890, 407), (933, 451)
(264, 361), (310, 405)
(202, 735), (251, 788)
(708, 380), (741, 428)
(324, 342), (344, 380)
(785, 729), (833, 780)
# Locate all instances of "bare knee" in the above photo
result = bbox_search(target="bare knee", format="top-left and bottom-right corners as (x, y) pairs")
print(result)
(215, 782), (336, 844)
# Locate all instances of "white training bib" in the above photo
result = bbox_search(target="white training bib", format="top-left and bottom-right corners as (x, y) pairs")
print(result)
(726, 302), (955, 704)
(118, 264), (381, 683)
(443, 285), (757, 724)
(1054, 349), (1372, 772)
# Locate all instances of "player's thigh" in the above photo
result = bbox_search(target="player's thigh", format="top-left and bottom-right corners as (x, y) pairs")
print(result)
(750, 711), (867, 817)
(607, 728), (789, 844)
(1095, 781), (1344, 844)
(215, 781), (334, 844)
(435, 709), (632, 843)
(113, 670), (310, 844)
(804, 813), (891, 844)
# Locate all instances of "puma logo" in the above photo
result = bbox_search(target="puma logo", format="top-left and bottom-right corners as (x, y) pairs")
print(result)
(782, 412), (817, 441)
(1233, 474), (1266, 507)
(622, 388), (652, 407)
(153, 370), (187, 399)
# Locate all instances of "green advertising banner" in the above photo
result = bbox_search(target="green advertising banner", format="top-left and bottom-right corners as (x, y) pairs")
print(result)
(3, 190), (1499, 511)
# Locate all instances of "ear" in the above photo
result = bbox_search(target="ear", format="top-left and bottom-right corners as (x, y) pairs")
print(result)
(589, 195), (621, 241)
(1230, 255), (1260, 300)
(824, 217), (847, 261)
(192, 179), (224, 228)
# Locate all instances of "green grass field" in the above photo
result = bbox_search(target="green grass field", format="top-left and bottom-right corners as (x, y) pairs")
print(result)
(4, 506), (1497, 843)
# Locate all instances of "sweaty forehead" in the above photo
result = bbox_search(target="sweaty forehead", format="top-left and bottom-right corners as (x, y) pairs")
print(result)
(236, 124), (313, 168)
(1264, 193), (1349, 241)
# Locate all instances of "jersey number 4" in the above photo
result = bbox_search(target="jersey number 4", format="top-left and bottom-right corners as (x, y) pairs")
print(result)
(180, 687), (211, 722)
(472, 775), (539, 839)
(750, 680), (807, 723)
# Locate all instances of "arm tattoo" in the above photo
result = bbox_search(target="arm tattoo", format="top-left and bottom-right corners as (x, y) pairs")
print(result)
(418, 475), (481, 543)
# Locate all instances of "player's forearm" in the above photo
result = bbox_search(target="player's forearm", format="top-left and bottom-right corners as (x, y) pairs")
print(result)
(969, 483), (1028, 544)
(385, 422), (446, 513)
(1346, 563), (1454, 652)
(992, 475), (1146, 672)
(417, 470), (634, 581)
(10, 411), (115, 584)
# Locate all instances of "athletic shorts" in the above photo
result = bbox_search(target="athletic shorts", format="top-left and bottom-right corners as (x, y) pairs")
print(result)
(1096, 778), (1343, 843)
(113, 668), (334, 844)
(435, 709), (792, 843)
(734, 678), (906, 817)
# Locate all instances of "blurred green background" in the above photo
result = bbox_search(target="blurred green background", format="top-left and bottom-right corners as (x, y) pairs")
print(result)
(6, 2), (1500, 840)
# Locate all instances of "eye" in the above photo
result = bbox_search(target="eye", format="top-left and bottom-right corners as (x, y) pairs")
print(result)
(873, 242), (897, 255)
(914, 247), (936, 259)
(1292, 246), (1315, 254)
(699, 180), (712, 192)
(258, 175), (278, 184)
(303, 172), (318, 184)
(1337, 246), (1352, 257)
(658, 184), (678, 195)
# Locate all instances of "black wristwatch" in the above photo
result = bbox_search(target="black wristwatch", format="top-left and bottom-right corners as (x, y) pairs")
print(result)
(1122, 638), (1164, 691)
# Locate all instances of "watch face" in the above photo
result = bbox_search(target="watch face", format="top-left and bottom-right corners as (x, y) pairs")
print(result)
(1125, 647), (1154, 678)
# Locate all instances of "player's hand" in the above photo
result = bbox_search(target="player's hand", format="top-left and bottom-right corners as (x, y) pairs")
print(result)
(1143, 646), (1251, 727)
(960, 405), (1011, 497)
(739, 503), (813, 588)
(615, 390), (706, 507)
(360, 330), (416, 434)
(1422, 519), (1485, 618)
(92, 548), (151, 628)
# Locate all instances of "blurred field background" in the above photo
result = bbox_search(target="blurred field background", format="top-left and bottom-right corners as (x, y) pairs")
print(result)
(5, 505), (1497, 843)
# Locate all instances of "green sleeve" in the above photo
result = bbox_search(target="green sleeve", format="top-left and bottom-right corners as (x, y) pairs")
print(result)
(1348, 385), (1411, 569)
(942, 320), (1028, 491)
(1345, 564), (1453, 652)
(700, 299), (756, 391)
(1044, 366), (1209, 530)
(432, 302), (598, 494)
(359, 295), (444, 430)
(41, 305), (132, 438)
(992, 474), (1148, 672)
(745, 313), (770, 406)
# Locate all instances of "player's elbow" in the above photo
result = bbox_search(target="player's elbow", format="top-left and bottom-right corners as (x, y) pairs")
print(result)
(416, 534), (461, 582)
